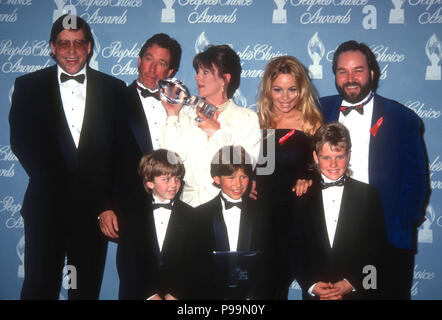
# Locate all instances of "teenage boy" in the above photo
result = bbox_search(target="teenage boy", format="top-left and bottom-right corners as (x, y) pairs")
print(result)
(135, 149), (194, 300)
(289, 122), (387, 300)
(191, 145), (274, 300)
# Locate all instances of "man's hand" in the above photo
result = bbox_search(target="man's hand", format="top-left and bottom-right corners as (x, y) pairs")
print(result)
(99, 210), (119, 239)
(292, 179), (312, 197)
(249, 180), (258, 200)
(164, 293), (177, 300)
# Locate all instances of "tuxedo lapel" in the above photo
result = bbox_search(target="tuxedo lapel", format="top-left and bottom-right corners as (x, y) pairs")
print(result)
(127, 81), (153, 154)
(237, 201), (252, 252)
(212, 196), (230, 251)
(49, 66), (77, 169)
(315, 189), (333, 252)
(369, 95), (387, 186)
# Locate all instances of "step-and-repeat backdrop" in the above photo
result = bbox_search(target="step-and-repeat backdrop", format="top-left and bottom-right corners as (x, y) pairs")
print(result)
(0, 1), (441, 300)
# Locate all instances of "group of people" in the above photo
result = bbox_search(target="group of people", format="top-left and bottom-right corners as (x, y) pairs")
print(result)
(9, 14), (428, 300)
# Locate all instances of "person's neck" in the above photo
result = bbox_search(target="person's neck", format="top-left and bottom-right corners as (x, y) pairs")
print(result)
(205, 93), (228, 107)
(273, 108), (303, 130)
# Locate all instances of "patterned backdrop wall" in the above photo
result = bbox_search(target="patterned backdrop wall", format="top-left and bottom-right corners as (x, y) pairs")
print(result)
(0, 1), (441, 300)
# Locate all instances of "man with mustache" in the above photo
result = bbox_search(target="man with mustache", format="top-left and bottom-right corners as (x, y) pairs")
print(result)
(319, 40), (428, 299)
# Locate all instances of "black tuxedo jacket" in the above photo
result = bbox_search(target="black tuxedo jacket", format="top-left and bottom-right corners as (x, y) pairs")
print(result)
(121, 198), (194, 300)
(289, 177), (387, 300)
(191, 194), (275, 300)
(9, 64), (125, 299)
(9, 64), (125, 224)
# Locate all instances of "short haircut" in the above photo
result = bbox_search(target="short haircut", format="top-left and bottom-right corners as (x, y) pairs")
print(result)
(138, 33), (182, 77)
(313, 122), (352, 155)
(138, 149), (185, 194)
(50, 14), (94, 60)
(332, 40), (380, 91)
(210, 146), (253, 180)
(193, 45), (241, 99)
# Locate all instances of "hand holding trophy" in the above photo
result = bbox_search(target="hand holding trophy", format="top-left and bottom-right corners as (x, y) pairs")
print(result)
(157, 77), (218, 122)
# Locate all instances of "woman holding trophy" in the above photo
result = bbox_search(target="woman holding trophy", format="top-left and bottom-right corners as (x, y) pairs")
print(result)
(160, 44), (261, 207)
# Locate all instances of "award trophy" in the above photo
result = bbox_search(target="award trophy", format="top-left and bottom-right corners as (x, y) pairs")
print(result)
(161, 0), (176, 23)
(425, 34), (442, 81)
(389, 0), (405, 24)
(308, 32), (325, 80)
(272, 0), (287, 24)
(157, 78), (218, 122)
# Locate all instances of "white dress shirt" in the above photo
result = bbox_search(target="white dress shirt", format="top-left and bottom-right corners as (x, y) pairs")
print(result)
(321, 174), (345, 248)
(57, 65), (87, 148)
(338, 92), (374, 184)
(220, 192), (242, 252)
(137, 82), (167, 150)
(152, 195), (172, 252)
(160, 99), (262, 207)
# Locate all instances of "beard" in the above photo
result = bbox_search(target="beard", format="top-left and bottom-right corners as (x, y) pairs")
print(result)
(335, 78), (373, 104)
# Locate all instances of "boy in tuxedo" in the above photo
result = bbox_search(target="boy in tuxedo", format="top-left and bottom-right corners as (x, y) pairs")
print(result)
(135, 149), (194, 300)
(290, 122), (387, 300)
(191, 146), (274, 300)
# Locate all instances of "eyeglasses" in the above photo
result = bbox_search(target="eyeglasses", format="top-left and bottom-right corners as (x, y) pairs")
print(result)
(55, 39), (88, 51)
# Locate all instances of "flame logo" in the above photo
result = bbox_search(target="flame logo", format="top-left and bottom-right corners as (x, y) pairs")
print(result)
(308, 32), (325, 63)
(195, 32), (210, 54)
(426, 34), (442, 61)
(89, 28), (101, 71)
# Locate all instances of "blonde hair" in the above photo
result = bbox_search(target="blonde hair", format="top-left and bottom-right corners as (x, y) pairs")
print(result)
(257, 55), (323, 135)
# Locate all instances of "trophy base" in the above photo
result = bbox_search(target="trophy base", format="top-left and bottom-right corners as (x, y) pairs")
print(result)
(418, 231), (433, 244)
(272, 10), (287, 24)
(426, 66), (441, 80)
(309, 65), (323, 80)
(161, 9), (175, 23)
(389, 9), (404, 24)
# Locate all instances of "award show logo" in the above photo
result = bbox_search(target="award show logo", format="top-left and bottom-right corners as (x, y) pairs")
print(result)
(272, 0), (287, 24)
(195, 32), (210, 54)
(418, 205), (435, 244)
(389, 0), (405, 24)
(53, 0), (76, 22)
(425, 34), (441, 81)
(161, 0), (176, 23)
(16, 235), (25, 278)
(89, 29), (100, 71)
(307, 32), (325, 80)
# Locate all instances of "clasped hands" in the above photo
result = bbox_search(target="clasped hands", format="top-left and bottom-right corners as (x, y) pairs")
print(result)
(312, 280), (353, 300)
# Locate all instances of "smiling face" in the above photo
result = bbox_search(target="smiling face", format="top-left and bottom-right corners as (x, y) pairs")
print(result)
(213, 168), (249, 200)
(335, 50), (374, 104)
(138, 44), (174, 90)
(146, 174), (181, 202)
(314, 142), (350, 181)
(271, 73), (299, 115)
(50, 28), (91, 75)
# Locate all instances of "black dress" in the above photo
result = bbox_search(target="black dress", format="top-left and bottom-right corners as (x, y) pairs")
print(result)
(256, 129), (314, 298)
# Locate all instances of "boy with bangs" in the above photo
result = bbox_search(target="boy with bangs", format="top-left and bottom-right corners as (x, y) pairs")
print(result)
(289, 122), (387, 300)
(191, 145), (274, 300)
(135, 149), (194, 300)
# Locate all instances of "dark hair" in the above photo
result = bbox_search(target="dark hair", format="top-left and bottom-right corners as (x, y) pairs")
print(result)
(332, 40), (380, 91)
(138, 33), (182, 77)
(193, 45), (241, 99)
(138, 149), (185, 194)
(210, 146), (253, 184)
(50, 14), (94, 60)
(313, 122), (352, 155)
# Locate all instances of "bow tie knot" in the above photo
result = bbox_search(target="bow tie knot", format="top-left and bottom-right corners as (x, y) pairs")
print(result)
(221, 195), (242, 210)
(152, 202), (173, 210)
(60, 73), (85, 84)
(137, 85), (160, 100)
(340, 104), (364, 116)
(321, 176), (346, 189)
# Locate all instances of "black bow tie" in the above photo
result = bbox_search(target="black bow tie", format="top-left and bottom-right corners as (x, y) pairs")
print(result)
(321, 176), (346, 189)
(152, 202), (173, 210)
(221, 194), (242, 210)
(137, 85), (160, 100)
(60, 73), (85, 84)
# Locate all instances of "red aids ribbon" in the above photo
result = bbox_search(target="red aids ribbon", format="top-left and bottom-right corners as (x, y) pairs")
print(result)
(278, 129), (296, 145)
(370, 117), (383, 137)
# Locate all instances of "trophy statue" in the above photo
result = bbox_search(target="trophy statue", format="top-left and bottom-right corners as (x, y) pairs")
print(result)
(418, 205), (435, 244)
(272, 0), (287, 24)
(161, 0), (176, 23)
(158, 78), (218, 122)
(425, 34), (442, 81)
(308, 32), (325, 79)
(389, 0), (405, 24)
(16, 235), (25, 278)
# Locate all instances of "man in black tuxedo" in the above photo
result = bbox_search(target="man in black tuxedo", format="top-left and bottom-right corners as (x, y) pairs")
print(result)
(9, 14), (125, 299)
(290, 122), (387, 300)
(97, 33), (182, 299)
